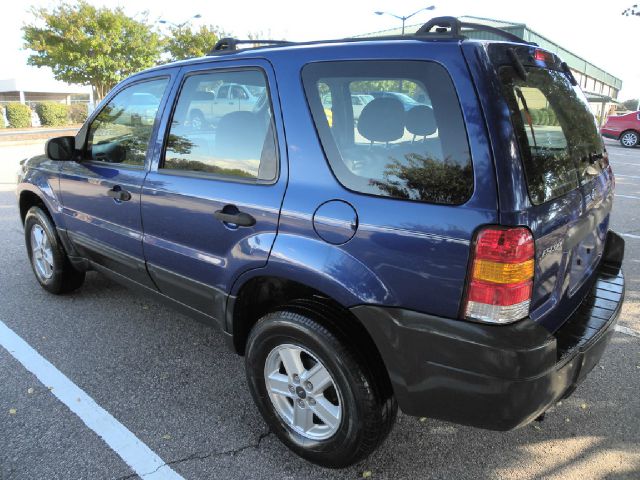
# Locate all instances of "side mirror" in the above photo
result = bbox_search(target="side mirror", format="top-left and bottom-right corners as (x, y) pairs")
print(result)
(46, 136), (76, 161)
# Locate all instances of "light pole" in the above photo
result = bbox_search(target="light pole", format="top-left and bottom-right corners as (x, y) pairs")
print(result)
(374, 6), (436, 35)
(159, 14), (202, 29)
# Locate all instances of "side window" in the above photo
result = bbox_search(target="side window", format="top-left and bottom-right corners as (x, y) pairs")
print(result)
(87, 78), (169, 166)
(302, 61), (473, 205)
(217, 85), (229, 99)
(162, 69), (278, 182)
(232, 86), (248, 100)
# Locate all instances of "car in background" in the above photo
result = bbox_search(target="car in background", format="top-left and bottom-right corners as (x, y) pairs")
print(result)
(322, 94), (374, 121)
(601, 111), (640, 147)
(187, 83), (265, 129)
(365, 91), (429, 111)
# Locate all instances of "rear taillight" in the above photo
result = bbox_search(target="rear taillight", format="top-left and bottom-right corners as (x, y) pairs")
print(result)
(464, 226), (535, 324)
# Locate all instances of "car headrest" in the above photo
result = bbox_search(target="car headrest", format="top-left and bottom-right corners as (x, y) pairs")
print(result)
(405, 105), (436, 137)
(216, 111), (264, 160)
(357, 97), (405, 143)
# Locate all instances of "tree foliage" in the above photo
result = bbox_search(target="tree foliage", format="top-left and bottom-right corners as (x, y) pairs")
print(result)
(165, 25), (224, 61)
(23, 1), (163, 100)
(622, 99), (639, 111)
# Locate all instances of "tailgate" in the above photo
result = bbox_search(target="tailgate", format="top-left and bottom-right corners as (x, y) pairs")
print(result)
(496, 48), (614, 332)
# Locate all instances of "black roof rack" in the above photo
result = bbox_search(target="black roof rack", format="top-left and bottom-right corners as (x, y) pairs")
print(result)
(204, 17), (535, 57)
(415, 16), (536, 45)
(209, 37), (292, 55)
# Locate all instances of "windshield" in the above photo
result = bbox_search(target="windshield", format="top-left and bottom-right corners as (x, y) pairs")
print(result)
(500, 66), (605, 205)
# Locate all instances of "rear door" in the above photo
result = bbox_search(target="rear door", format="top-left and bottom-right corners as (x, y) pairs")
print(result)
(141, 60), (287, 323)
(494, 47), (614, 331)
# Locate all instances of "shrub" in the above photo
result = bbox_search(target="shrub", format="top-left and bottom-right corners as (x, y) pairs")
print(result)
(6, 103), (32, 128)
(35, 102), (70, 127)
(69, 104), (88, 124)
(528, 109), (541, 125)
(0, 106), (5, 128)
(544, 108), (558, 126)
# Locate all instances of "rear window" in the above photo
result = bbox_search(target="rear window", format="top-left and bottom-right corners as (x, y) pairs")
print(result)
(302, 61), (473, 205)
(500, 66), (605, 205)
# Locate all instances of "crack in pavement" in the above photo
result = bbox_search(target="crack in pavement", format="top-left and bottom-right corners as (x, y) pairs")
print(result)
(115, 430), (273, 480)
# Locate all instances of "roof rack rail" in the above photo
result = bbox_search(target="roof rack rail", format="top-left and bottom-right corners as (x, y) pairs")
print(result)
(415, 16), (536, 45)
(209, 37), (292, 54)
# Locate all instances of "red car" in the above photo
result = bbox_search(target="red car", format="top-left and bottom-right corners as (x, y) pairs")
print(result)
(601, 111), (640, 147)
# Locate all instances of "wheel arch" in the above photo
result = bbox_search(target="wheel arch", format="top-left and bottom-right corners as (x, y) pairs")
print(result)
(19, 189), (50, 224)
(227, 275), (394, 398)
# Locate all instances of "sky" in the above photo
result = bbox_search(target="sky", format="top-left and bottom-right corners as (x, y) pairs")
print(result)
(0, 0), (638, 100)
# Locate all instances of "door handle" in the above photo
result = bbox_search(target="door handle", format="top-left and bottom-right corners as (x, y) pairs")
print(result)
(213, 205), (256, 227)
(107, 186), (132, 202)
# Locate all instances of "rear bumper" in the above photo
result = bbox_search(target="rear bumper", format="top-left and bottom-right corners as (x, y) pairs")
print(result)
(352, 231), (625, 430)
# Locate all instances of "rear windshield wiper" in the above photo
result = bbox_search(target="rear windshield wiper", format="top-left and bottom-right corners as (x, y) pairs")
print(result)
(514, 87), (537, 148)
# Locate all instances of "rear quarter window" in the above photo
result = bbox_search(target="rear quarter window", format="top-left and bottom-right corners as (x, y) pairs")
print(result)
(302, 61), (473, 205)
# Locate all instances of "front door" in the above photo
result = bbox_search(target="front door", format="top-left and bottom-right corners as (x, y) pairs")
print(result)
(59, 75), (172, 286)
(141, 61), (287, 322)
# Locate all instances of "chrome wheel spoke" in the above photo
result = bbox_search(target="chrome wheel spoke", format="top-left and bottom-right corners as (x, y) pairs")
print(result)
(42, 249), (54, 267)
(278, 347), (305, 378)
(310, 396), (341, 430)
(304, 362), (332, 395)
(292, 402), (315, 433)
(266, 372), (293, 397)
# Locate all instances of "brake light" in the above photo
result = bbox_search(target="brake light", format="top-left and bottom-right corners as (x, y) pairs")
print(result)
(464, 226), (535, 324)
(534, 49), (553, 63)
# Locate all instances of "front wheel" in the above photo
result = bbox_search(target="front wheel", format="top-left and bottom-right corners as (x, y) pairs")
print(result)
(620, 130), (639, 148)
(245, 309), (396, 468)
(24, 206), (85, 294)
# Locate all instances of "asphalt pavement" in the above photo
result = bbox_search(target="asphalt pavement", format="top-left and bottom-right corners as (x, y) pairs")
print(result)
(0, 140), (639, 479)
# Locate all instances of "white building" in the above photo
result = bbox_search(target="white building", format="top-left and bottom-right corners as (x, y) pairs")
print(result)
(0, 75), (93, 108)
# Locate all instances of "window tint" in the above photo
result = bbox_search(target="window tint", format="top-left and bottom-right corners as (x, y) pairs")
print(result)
(88, 78), (168, 166)
(162, 69), (277, 181)
(500, 66), (605, 205)
(302, 61), (473, 205)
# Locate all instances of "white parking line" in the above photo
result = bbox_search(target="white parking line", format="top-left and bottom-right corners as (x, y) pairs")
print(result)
(620, 233), (640, 240)
(613, 162), (640, 167)
(616, 174), (640, 180)
(0, 321), (184, 480)
(616, 194), (640, 200)
(615, 325), (640, 339)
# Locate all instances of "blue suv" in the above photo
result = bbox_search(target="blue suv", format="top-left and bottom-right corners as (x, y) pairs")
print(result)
(16, 17), (625, 468)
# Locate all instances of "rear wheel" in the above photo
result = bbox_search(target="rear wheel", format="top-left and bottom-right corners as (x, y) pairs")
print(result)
(620, 130), (639, 148)
(245, 308), (397, 468)
(24, 206), (85, 294)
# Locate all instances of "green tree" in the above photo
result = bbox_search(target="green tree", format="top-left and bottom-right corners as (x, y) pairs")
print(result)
(622, 99), (639, 111)
(165, 25), (224, 61)
(23, 1), (163, 100)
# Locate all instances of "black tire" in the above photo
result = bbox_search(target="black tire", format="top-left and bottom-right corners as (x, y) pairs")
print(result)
(620, 130), (639, 148)
(245, 308), (397, 468)
(24, 206), (85, 294)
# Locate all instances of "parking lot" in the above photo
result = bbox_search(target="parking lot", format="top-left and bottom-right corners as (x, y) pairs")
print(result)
(1, 140), (639, 479)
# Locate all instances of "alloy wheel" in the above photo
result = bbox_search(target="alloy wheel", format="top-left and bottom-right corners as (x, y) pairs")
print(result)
(30, 224), (54, 280)
(264, 343), (342, 440)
